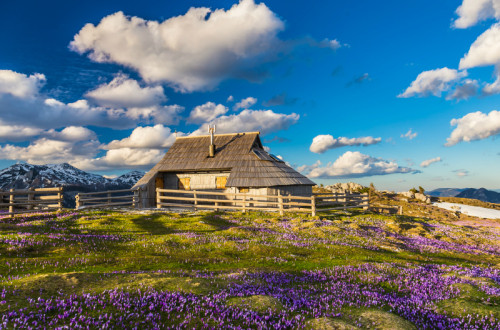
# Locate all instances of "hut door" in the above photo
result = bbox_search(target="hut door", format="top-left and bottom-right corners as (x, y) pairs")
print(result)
(155, 176), (164, 190)
(216, 176), (227, 190)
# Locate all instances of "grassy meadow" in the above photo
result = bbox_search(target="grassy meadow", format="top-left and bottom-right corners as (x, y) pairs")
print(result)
(0, 206), (499, 328)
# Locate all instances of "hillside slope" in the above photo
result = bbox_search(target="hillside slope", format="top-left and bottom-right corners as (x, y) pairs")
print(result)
(0, 163), (144, 207)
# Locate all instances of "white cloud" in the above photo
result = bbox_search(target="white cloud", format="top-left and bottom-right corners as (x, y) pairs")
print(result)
(187, 102), (228, 124)
(445, 110), (500, 146)
(190, 109), (299, 136)
(446, 79), (479, 100)
(420, 157), (442, 168)
(319, 38), (342, 50)
(105, 125), (181, 149)
(309, 134), (381, 154)
(483, 72), (500, 95)
(401, 129), (418, 140)
(454, 0), (500, 29)
(460, 23), (500, 69)
(86, 74), (166, 108)
(70, 0), (284, 92)
(0, 70), (46, 98)
(300, 151), (416, 179)
(45, 126), (97, 142)
(74, 148), (164, 171)
(125, 104), (184, 125)
(454, 169), (470, 177)
(0, 123), (43, 142)
(233, 97), (257, 111)
(0, 70), (142, 129)
(0, 138), (99, 165)
(398, 68), (467, 98)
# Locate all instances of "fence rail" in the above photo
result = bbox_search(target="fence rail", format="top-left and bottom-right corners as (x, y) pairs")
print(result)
(156, 188), (369, 216)
(75, 189), (140, 210)
(0, 187), (63, 217)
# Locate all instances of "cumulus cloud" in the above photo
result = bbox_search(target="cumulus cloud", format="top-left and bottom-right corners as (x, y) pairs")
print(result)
(420, 157), (442, 168)
(105, 125), (181, 149)
(0, 123), (43, 142)
(74, 148), (164, 171)
(0, 138), (99, 165)
(460, 23), (500, 70)
(446, 79), (479, 100)
(45, 126), (97, 142)
(482, 72), (500, 95)
(309, 134), (381, 154)
(70, 0), (285, 92)
(126, 104), (184, 126)
(401, 129), (418, 140)
(233, 97), (257, 111)
(0, 70), (144, 129)
(0, 70), (46, 98)
(86, 74), (166, 108)
(187, 102), (228, 124)
(454, 0), (500, 29)
(398, 68), (467, 98)
(300, 151), (417, 179)
(190, 109), (299, 136)
(445, 110), (500, 146)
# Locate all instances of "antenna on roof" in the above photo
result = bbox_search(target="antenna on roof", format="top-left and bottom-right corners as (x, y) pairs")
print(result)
(208, 125), (216, 157)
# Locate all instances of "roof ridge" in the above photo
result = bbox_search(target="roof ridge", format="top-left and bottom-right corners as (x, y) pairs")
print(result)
(176, 132), (260, 139)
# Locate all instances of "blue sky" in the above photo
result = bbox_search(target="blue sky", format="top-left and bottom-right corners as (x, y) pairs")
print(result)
(0, 0), (499, 191)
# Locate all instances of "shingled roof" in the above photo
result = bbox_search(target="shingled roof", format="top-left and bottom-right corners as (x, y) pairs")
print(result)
(133, 132), (315, 188)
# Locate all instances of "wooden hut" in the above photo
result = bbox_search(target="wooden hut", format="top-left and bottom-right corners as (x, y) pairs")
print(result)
(133, 131), (315, 208)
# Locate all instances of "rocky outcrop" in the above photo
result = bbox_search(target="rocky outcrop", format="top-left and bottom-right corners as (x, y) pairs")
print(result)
(325, 182), (365, 193)
(399, 191), (432, 203)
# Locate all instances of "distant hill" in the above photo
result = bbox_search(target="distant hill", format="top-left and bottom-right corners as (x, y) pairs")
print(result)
(427, 188), (467, 197)
(0, 163), (145, 207)
(455, 188), (500, 204)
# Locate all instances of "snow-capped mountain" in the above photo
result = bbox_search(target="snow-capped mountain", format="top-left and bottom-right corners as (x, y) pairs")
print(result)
(0, 163), (145, 207)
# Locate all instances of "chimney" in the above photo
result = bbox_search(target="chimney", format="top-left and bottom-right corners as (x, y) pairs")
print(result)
(208, 125), (216, 157)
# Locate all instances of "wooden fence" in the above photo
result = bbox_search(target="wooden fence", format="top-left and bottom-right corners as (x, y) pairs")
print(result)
(156, 188), (369, 216)
(75, 189), (140, 210)
(0, 187), (63, 217)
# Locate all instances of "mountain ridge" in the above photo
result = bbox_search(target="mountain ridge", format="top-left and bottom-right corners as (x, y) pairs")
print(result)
(0, 163), (145, 207)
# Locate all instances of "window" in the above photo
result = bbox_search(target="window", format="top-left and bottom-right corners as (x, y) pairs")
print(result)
(155, 176), (164, 189)
(239, 187), (249, 193)
(216, 176), (228, 189)
(178, 177), (190, 190)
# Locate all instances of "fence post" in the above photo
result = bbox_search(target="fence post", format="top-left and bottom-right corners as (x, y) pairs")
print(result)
(362, 192), (369, 210)
(75, 194), (81, 209)
(343, 191), (348, 211)
(27, 187), (34, 210)
(57, 187), (63, 211)
(9, 188), (15, 218)
(278, 191), (283, 216)
(242, 193), (246, 213)
(399, 205), (403, 215)
(134, 189), (142, 209)
(311, 195), (316, 217)
(156, 188), (161, 208)
(193, 190), (198, 211)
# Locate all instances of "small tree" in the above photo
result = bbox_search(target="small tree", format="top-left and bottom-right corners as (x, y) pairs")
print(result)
(418, 186), (425, 194)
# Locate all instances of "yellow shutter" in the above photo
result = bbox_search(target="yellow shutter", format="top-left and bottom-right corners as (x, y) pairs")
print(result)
(178, 177), (190, 190)
(216, 176), (227, 189)
(155, 176), (164, 189)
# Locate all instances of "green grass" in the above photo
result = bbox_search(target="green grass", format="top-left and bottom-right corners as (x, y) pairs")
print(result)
(0, 209), (499, 327)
